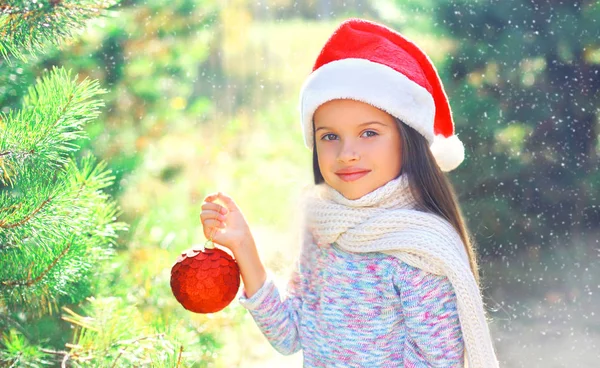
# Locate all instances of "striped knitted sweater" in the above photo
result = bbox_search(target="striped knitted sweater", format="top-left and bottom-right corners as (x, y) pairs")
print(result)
(238, 233), (464, 367)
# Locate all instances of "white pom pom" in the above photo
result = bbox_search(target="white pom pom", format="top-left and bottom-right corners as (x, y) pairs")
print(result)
(429, 134), (465, 172)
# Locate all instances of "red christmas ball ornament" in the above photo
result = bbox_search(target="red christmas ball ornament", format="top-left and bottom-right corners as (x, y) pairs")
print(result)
(170, 239), (240, 314)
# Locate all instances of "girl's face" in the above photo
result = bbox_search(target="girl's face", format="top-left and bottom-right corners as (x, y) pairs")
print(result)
(313, 99), (402, 200)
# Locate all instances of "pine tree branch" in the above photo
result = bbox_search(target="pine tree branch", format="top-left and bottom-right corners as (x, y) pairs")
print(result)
(0, 0), (120, 62)
(59, 296), (198, 366)
(0, 196), (52, 229)
(1, 241), (71, 287)
(109, 334), (166, 368)
(0, 202), (22, 217)
(1, 170), (88, 229)
(39, 348), (70, 368)
(0, 154), (127, 316)
(0, 67), (106, 186)
(62, 305), (99, 332)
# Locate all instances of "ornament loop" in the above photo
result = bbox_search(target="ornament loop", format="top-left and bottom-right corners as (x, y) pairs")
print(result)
(204, 226), (216, 249)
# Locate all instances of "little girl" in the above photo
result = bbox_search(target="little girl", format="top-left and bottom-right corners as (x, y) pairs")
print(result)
(201, 18), (499, 368)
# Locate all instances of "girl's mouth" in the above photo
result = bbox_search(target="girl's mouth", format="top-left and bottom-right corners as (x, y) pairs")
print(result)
(336, 171), (370, 182)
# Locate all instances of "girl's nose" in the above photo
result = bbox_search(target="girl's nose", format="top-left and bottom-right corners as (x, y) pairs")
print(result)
(337, 140), (360, 163)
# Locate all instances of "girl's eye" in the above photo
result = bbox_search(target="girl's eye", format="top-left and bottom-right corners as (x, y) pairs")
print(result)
(363, 130), (378, 138)
(321, 133), (337, 141)
(321, 130), (378, 141)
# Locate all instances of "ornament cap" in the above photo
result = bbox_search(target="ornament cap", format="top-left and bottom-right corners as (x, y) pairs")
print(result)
(204, 239), (215, 249)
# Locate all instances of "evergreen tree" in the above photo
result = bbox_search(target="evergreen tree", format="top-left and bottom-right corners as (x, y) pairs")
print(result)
(0, 0), (127, 366)
(438, 0), (599, 250)
(391, 0), (600, 256)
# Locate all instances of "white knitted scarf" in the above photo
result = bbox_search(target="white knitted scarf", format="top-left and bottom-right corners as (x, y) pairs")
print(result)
(301, 173), (499, 368)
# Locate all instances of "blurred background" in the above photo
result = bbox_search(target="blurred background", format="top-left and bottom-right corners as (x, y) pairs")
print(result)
(1, 0), (599, 367)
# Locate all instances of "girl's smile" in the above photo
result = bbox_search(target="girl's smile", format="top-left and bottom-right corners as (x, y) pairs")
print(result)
(313, 98), (403, 200)
(335, 167), (371, 182)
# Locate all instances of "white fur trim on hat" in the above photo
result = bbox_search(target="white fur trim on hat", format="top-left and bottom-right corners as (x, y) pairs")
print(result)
(429, 134), (465, 172)
(298, 58), (436, 150)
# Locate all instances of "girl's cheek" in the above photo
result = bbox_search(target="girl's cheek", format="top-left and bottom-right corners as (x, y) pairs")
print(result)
(317, 148), (336, 163)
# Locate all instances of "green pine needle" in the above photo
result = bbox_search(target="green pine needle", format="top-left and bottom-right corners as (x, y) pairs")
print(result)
(0, 329), (53, 367)
(0, 66), (106, 187)
(0, 153), (128, 316)
(0, 0), (120, 63)
(0, 66), (127, 317)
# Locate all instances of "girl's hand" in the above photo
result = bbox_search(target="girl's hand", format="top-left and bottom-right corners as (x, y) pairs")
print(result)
(200, 192), (252, 254)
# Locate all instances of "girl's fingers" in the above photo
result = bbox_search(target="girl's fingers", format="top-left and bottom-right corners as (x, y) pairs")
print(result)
(205, 192), (235, 210)
(205, 218), (224, 227)
(203, 194), (229, 215)
(215, 192), (238, 211)
(204, 219), (224, 237)
(200, 209), (226, 222)
(202, 218), (225, 231)
(204, 192), (220, 201)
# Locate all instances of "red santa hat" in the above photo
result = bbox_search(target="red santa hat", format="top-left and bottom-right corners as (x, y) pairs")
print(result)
(298, 18), (465, 172)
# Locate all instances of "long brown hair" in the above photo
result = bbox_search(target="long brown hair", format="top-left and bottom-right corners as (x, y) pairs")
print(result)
(312, 117), (481, 286)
